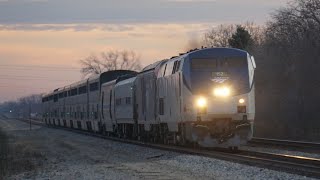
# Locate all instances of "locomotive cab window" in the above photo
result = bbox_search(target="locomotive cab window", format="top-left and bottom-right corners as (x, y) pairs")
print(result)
(190, 57), (250, 95)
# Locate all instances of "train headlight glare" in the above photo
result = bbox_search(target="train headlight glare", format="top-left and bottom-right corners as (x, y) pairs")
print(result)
(239, 98), (245, 104)
(213, 87), (230, 97)
(196, 97), (207, 108)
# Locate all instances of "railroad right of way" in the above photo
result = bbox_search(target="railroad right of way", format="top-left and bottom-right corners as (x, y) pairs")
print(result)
(17, 118), (320, 179)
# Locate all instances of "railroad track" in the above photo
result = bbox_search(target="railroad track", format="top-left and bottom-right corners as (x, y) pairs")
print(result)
(19, 119), (320, 178)
(250, 137), (320, 153)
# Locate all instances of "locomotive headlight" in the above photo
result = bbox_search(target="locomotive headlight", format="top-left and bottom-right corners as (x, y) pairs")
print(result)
(196, 97), (207, 108)
(239, 98), (245, 104)
(213, 87), (230, 97)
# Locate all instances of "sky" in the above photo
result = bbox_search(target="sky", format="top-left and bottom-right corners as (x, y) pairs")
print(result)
(0, 0), (289, 103)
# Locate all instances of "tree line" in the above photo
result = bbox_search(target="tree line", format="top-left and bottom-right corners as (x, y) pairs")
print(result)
(190, 0), (320, 141)
(0, 94), (42, 119)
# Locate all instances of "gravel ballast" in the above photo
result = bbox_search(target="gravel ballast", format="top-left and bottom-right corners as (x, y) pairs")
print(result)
(0, 118), (317, 180)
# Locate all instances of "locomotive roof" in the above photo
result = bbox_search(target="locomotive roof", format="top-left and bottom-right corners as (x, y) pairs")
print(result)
(115, 76), (136, 86)
(42, 49), (248, 98)
(187, 47), (248, 58)
(141, 59), (167, 72)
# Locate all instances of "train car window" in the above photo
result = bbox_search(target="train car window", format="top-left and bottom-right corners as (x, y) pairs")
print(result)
(126, 97), (131, 105)
(163, 64), (167, 76)
(159, 98), (164, 115)
(64, 91), (68, 97)
(176, 61), (181, 72)
(90, 82), (99, 91)
(58, 92), (64, 99)
(172, 61), (177, 74)
(70, 88), (78, 96)
(172, 60), (181, 74)
(116, 98), (122, 106)
(78, 86), (87, 94)
(165, 62), (174, 76)
(54, 94), (58, 102)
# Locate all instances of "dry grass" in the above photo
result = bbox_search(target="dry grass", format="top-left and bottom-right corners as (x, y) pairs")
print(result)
(0, 128), (44, 179)
(0, 128), (9, 179)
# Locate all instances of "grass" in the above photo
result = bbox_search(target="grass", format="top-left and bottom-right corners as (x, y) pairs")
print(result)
(0, 127), (9, 178)
(0, 128), (43, 179)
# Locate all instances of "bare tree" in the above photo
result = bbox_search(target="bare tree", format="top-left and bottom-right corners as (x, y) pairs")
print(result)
(0, 94), (42, 118)
(18, 94), (42, 118)
(80, 49), (142, 77)
(253, 0), (320, 141)
(202, 22), (265, 48)
(80, 54), (105, 76)
(203, 24), (236, 47)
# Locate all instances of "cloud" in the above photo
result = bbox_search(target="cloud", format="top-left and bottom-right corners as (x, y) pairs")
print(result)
(0, 24), (136, 32)
(1, 22), (211, 102)
(166, 0), (217, 2)
(0, 0), (289, 24)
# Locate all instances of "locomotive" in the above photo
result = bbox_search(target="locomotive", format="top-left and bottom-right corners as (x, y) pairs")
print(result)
(42, 47), (256, 148)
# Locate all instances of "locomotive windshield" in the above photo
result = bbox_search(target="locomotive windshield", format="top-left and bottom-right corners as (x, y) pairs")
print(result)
(189, 56), (250, 96)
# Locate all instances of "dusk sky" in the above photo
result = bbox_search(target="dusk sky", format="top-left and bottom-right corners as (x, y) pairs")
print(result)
(0, 0), (289, 102)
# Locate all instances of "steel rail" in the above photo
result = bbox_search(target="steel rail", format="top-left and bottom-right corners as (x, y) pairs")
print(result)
(17, 119), (320, 178)
(250, 137), (320, 152)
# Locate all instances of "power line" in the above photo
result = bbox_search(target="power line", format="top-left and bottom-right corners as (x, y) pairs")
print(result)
(0, 68), (80, 72)
(0, 86), (51, 90)
(0, 84), (65, 88)
(0, 77), (76, 82)
(0, 74), (77, 80)
(0, 64), (80, 70)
